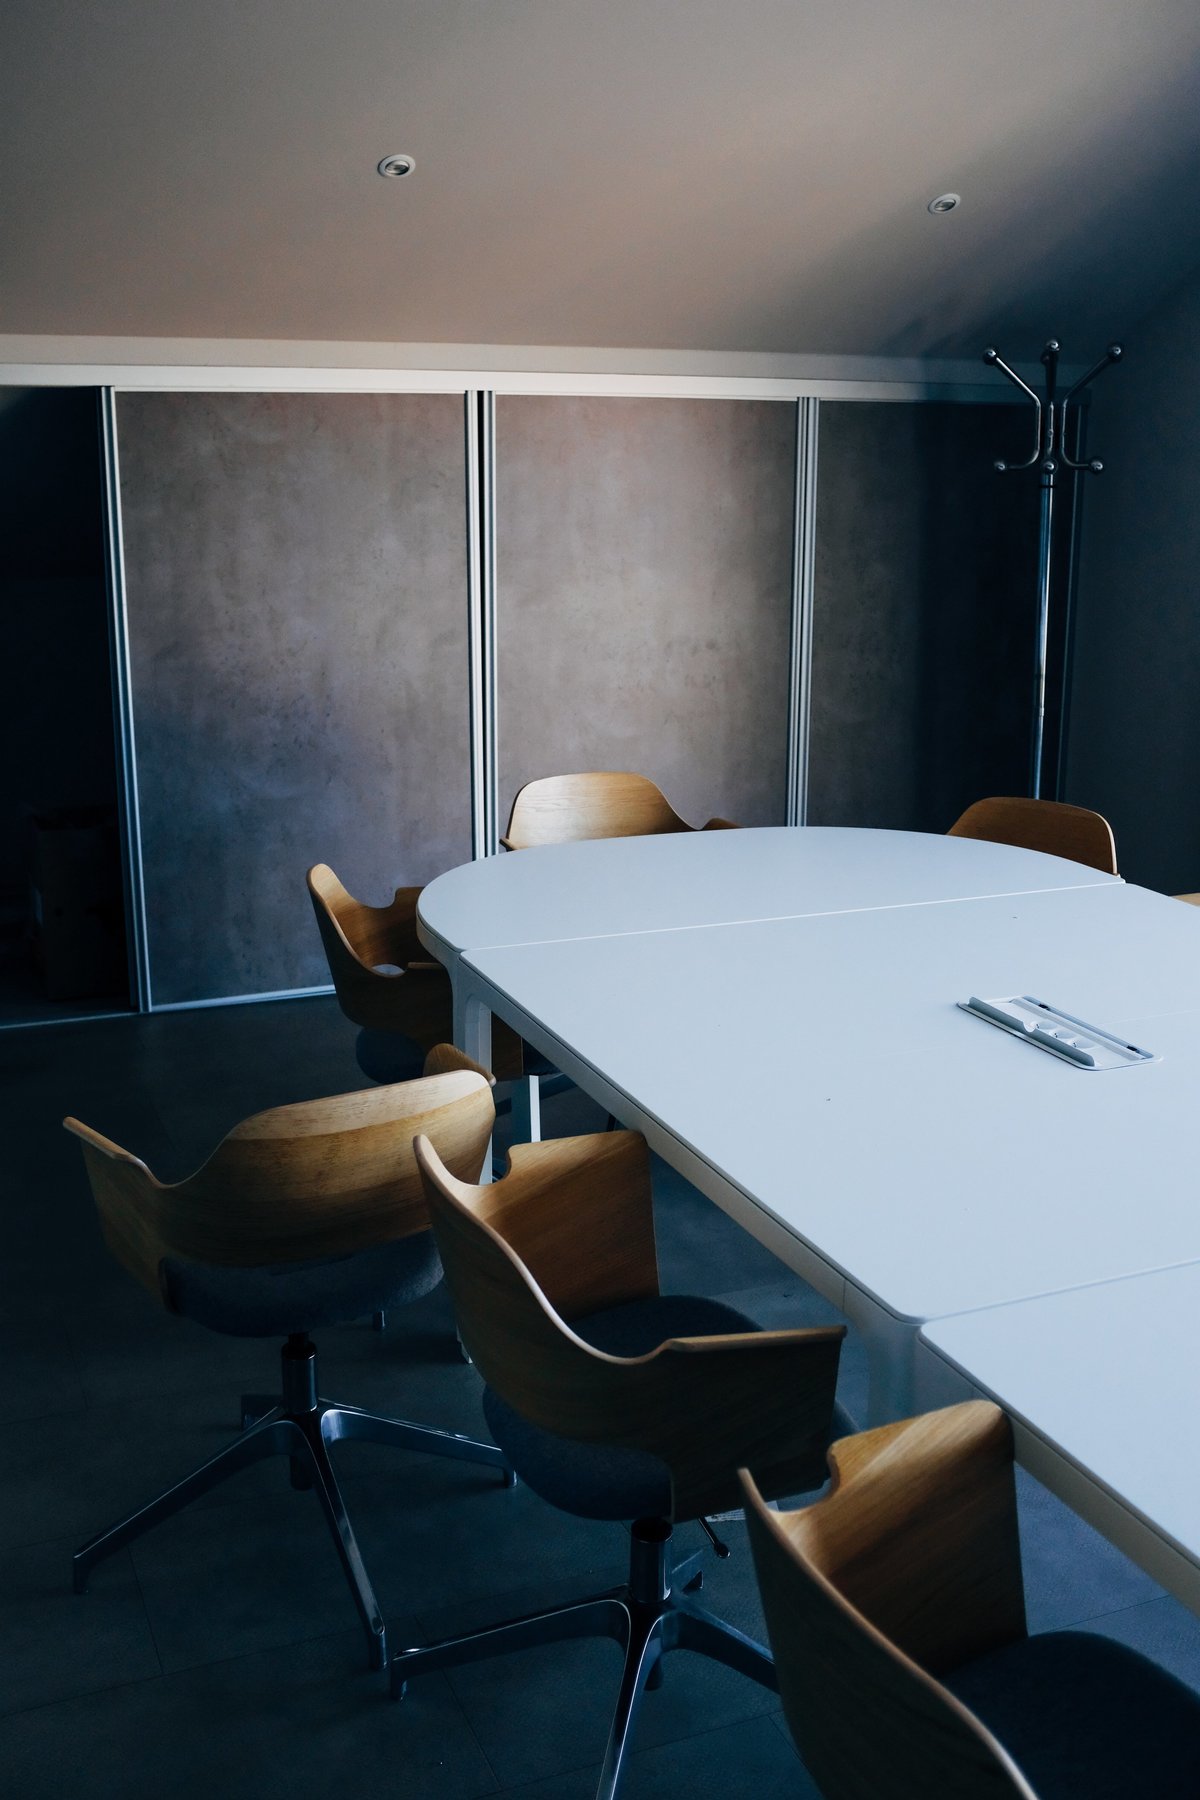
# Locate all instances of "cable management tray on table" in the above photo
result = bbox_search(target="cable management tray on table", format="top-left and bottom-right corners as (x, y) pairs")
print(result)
(958, 995), (1157, 1070)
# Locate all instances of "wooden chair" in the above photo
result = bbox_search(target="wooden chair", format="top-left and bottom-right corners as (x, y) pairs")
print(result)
(947, 797), (1118, 875)
(741, 1401), (1200, 1799)
(64, 1050), (513, 1672)
(391, 1127), (848, 1800)
(307, 862), (524, 1083)
(501, 771), (738, 850)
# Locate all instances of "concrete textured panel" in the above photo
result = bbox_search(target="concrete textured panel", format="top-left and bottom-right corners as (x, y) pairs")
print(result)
(1066, 276), (1200, 894)
(496, 396), (795, 832)
(808, 402), (1041, 833)
(119, 392), (470, 1005)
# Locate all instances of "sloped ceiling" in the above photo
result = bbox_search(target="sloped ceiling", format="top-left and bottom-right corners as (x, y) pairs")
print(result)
(3, 0), (1200, 357)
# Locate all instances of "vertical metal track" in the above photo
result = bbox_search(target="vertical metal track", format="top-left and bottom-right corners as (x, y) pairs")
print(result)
(1053, 405), (1088, 803)
(465, 391), (499, 858)
(786, 396), (820, 827)
(479, 391), (499, 855)
(98, 388), (151, 1010)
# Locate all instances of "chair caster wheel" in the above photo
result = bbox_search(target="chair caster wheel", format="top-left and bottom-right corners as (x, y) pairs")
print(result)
(501, 1467), (518, 1490)
(684, 1570), (704, 1593)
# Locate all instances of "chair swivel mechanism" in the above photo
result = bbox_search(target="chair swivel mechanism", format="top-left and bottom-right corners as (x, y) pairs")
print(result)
(742, 1400), (1200, 1799)
(391, 1127), (850, 1800)
(64, 1050), (513, 1671)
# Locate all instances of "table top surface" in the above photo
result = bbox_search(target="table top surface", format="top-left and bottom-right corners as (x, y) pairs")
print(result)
(421, 825), (1200, 1598)
(417, 825), (1118, 958)
(420, 827), (1198, 1325)
(458, 874), (1200, 1323)
(920, 1268), (1200, 1583)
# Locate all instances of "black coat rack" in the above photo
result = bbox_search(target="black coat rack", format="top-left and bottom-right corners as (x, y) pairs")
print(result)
(984, 338), (1122, 799)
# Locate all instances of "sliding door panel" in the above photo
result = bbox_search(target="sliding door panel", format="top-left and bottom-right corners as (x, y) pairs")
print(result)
(495, 397), (795, 833)
(118, 392), (469, 1005)
(808, 402), (1039, 832)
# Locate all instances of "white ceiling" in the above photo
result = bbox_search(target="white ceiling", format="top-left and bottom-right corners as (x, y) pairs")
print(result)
(3, 0), (1200, 358)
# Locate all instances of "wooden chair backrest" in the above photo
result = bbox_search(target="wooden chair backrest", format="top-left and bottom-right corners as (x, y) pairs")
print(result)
(64, 1065), (496, 1302)
(307, 862), (440, 1031)
(502, 772), (692, 849)
(415, 1129), (845, 1519)
(741, 1403), (1034, 1800)
(948, 797), (1117, 875)
(307, 863), (524, 1077)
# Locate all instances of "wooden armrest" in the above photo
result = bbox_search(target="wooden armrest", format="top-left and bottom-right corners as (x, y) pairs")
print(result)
(700, 816), (741, 831)
(774, 1401), (1026, 1673)
(63, 1116), (153, 1172)
(423, 1043), (496, 1086)
(619, 1325), (845, 1518)
(489, 1131), (660, 1318)
(64, 1115), (165, 1298)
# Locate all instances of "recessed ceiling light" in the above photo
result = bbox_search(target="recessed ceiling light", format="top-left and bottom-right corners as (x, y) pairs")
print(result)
(927, 192), (960, 215)
(377, 153), (415, 179)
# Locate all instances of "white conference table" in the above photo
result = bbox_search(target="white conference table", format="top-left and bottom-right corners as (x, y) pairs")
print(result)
(918, 1270), (1200, 1615)
(418, 827), (1200, 1419)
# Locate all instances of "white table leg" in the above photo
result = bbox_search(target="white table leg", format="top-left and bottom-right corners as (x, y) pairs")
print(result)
(859, 1310), (922, 1427)
(452, 979), (493, 1071)
(452, 975), (494, 1183)
(510, 1073), (541, 1146)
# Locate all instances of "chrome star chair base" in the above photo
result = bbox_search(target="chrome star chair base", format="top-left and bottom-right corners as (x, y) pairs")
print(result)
(395, 1126), (849, 1800)
(74, 1331), (513, 1671)
(392, 1514), (774, 1798)
(64, 1058), (512, 1674)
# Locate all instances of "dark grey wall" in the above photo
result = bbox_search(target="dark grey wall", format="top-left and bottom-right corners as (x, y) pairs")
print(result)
(0, 389), (115, 896)
(1065, 275), (1200, 893)
(807, 402), (1040, 832)
(119, 391), (471, 1004)
(110, 385), (1062, 1010)
(495, 396), (796, 830)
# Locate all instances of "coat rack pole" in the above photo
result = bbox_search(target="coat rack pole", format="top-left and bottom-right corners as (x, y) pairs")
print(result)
(984, 339), (1121, 801)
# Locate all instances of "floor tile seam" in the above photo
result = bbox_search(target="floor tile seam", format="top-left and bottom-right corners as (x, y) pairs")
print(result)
(766, 1710), (802, 1754)
(442, 1646), (783, 1759)
(451, 1698), (507, 1798)
(7, 1399), (93, 1427)
(125, 1537), (167, 1679)
(408, 1563), (632, 1641)
(0, 1618), (374, 1725)
(129, 1615), (359, 1682)
(482, 1715), (800, 1800)
(1031, 1590), (1171, 1635)
(631, 1685), (785, 1741)
(457, 878), (1122, 960)
(0, 1663), (170, 1725)
(633, 1705), (795, 1759)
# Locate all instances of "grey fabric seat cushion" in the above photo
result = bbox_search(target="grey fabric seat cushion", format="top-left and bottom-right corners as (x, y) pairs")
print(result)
(482, 1294), (803, 1522)
(162, 1230), (442, 1338)
(354, 1027), (426, 1085)
(943, 1628), (1200, 1798)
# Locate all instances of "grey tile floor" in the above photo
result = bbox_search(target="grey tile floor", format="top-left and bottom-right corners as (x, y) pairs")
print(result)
(2, 996), (1198, 1797)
